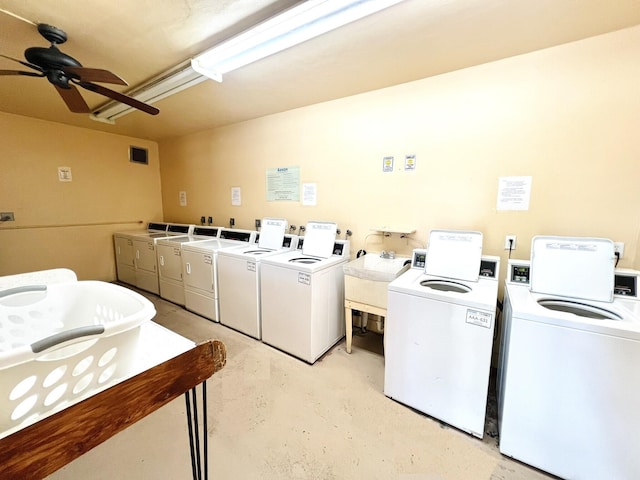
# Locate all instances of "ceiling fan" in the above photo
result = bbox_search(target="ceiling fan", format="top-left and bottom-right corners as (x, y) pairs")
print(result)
(0, 23), (159, 116)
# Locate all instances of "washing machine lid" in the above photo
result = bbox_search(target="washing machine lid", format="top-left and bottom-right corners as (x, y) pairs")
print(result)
(531, 236), (615, 302)
(389, 269), (499, 311)
(505, 285), (640, 340)
(301, 221), (337, 258)
(425, 230), (483, 282)
(258, 218), (287, 249)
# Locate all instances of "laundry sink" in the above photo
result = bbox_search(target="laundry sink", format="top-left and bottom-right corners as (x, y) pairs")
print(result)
(343, 254), (410, 309)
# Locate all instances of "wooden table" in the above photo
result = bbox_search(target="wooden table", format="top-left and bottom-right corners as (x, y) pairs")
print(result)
(0, 328), (226, 480)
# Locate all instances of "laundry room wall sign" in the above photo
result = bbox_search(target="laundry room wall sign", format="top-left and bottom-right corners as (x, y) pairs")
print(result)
(266, 166), (300, 201)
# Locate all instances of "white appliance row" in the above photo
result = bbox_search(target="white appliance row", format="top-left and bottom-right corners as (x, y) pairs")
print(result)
(115, 224), (640, 477)
(114, 222), (193, 295)
(114, 219), (350, 364)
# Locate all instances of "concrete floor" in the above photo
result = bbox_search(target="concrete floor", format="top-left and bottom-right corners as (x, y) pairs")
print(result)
(47, 290), (554, 480)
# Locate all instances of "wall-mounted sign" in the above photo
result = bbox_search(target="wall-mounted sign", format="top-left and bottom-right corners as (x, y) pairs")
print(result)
(231, 187), (241, 206)
(382, 156), (394, 173)
(497, 176), (532, 211)
(405, 154), (416, 171)
(58, 166), (72, 182)
(302, 183), (317, 206)
(266, 166), (300, 201)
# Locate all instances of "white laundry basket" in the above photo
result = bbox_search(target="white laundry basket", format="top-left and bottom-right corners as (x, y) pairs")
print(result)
(0, 281), (156, 437)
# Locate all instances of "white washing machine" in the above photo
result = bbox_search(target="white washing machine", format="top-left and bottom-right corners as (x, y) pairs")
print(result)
(156, 226), (221, 306)
(260, 221), (350, 363)
(131, 223), (194, 294)
(384, 230), (500, 439)
(498, 236), (640, 479)
(217, 218), (298, 339)
(113, 222), (167, 286)
(181, 228), (257, 322)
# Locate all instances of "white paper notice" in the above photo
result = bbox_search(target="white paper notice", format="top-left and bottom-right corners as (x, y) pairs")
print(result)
(302, 183), (317, 206)
(231, 187), (241, 206)
(179, 191), (187, 206)
(497, 176), (532, 211)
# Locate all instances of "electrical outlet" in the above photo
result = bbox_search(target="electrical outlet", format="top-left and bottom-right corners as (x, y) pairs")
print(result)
(504, 235), (517, 250)
(1, 212), (15, 221)
(255, 219), (261, 229)
(229, 217), (235, 227)
(614, 242), (625, 257)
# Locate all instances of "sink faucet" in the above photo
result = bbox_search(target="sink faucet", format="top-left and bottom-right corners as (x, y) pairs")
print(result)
(380, 250), (396, 259)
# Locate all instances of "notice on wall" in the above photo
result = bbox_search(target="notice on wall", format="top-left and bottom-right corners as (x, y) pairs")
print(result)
(58, 166), (72, 182)
(179, 191), (187, 206)
(404, 154), (416, 171)
(497, 176), (532, 211)
(302, 183), (317, 206)
(266, 166), (300, 201)
(382, 156), (394, 173)
(231, 187), (241, 206)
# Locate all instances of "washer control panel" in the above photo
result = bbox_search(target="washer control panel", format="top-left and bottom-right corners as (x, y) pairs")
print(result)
(332, 240), (350, 257)
(508, 260), (531, 285)
(614, 270), (638, 298)
(411, 249), (427, 269)
(480, 258), (499, 279)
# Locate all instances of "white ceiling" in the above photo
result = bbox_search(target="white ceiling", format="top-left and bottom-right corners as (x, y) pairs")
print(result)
(1, 0), (639, 141)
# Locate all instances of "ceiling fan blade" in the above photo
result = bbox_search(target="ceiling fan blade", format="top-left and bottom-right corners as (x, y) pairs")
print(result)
(0, 53), (43, 72)
(54, 84), (91, 113)
(77, 81), (159, 116)
(63, 66), (128, 85)
(0, 69), (44, 77)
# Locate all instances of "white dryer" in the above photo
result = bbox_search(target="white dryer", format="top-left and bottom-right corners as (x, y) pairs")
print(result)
(498, 236), (640, 479)
(113, 222), (166, 286)
(181, 228), (257, 322)
(156, 226), (221, 306)
(217, 218), (298, 339)
(131, 223), (193, 294)
(260, 221), (350, 364)
(384, 230), (500, 439)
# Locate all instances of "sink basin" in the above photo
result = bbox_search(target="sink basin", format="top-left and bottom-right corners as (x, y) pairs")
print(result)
(344, 254), (410, 309)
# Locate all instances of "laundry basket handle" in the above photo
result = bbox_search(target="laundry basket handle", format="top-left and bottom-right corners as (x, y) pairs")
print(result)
(31, 325), (105, 353)
(0, 284), (47, 299)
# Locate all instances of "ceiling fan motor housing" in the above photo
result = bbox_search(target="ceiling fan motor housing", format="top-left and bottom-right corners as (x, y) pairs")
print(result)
(24, 46), (82, 88)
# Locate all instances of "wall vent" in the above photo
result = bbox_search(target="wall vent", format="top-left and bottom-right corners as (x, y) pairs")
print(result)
(129, 146), (148, 165)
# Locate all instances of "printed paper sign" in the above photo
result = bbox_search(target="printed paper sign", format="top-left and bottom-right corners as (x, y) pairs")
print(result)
(497, 176), (532, 211)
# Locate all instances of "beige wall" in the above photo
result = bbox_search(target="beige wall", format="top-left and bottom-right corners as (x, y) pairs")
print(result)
(0, 113), (162, 280)
(160, 26), (640, 278)
(2, 26), (638, 283)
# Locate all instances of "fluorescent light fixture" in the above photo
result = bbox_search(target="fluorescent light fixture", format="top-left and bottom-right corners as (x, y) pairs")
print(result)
(90, 0), (403, 123)
(191, 0), (405, 82)
(90, 62), (206, 123)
